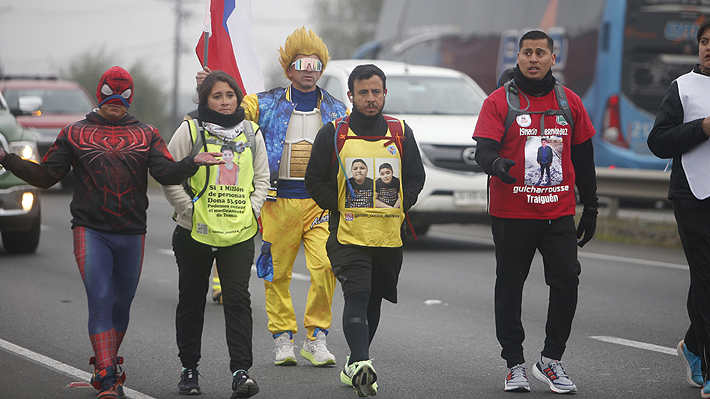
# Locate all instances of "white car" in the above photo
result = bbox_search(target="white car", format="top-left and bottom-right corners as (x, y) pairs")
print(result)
(319, 59), (489, 234)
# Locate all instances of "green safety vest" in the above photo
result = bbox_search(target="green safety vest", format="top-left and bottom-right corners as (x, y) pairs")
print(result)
(187, 119), (258, 246)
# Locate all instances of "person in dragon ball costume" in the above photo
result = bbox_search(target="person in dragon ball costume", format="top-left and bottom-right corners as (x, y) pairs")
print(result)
(249, 26), (348, 367)
(199, 27), (349, 366)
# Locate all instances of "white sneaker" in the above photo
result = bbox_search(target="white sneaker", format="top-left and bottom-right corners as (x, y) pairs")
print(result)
(300, 330), (336, 366)
(273, 332), (297, 366)
(532, 359), (577, 393)
(505, 364), (530, 392)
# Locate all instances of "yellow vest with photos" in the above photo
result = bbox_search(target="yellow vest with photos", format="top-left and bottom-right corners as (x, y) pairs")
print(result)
(336, 123), (405, 247)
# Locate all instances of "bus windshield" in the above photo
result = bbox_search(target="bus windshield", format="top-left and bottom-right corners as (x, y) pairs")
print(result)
(622, 0), (707, 114)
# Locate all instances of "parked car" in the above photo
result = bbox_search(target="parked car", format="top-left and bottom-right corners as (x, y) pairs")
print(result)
(1, 77), (95, 188)
(0, 90), (41, 253)
(319, 60), (489, 233)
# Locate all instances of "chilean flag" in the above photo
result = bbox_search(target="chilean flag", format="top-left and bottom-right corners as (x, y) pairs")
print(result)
(196, 0), (265, 94)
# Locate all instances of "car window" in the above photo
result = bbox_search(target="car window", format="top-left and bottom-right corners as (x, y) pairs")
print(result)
(4, 88), (94, 114)
(384, 76), (484, 115)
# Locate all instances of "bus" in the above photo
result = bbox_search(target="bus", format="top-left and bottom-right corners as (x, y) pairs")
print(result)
(358, 0), (710, 170)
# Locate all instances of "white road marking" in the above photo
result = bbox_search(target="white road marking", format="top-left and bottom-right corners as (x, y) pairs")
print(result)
(589, 336), (677, 356)
(426, 232), (688, 270)
(578, 252), (687, 270)
(0, 338), (156, 399)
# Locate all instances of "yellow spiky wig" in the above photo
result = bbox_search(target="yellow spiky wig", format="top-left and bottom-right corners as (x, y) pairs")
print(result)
(278, 27), (330, 80)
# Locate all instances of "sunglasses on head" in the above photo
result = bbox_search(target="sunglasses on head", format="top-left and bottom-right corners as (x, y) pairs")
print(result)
(291, 58), (323, 71)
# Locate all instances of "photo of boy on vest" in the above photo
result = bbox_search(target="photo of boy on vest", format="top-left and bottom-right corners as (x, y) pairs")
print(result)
(375, 161), (401, 208)
(215, 144), (239, 186)
(345, 158), (374, 208)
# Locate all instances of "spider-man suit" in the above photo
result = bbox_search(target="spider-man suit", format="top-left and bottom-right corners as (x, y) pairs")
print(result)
(11, 112), (199, 232)
(0, 66), (202, 392)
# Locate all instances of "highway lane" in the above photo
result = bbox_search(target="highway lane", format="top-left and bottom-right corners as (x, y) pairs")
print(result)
(0, 189), (697, 398)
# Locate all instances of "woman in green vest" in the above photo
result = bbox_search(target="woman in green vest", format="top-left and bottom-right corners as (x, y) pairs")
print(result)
(162, 71), (269, 399)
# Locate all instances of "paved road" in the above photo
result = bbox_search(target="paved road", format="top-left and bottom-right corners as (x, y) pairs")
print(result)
(0, 190), (697, 398)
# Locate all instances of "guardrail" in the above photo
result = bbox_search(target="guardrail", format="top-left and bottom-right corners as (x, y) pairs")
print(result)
(595, 167), (670, 217)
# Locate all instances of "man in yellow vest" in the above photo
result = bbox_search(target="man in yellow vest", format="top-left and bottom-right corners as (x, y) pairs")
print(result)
(305, 64), (425, 397)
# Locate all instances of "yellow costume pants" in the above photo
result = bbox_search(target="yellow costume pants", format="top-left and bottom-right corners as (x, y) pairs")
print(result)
(262, 197), (336, 338)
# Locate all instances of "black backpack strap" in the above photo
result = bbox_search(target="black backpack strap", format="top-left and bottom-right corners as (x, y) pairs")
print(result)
(497, 67), (516, 89)
(503, 81), (522, 142)
(552, 82), (574, 133)
(503, 81), (575, 142)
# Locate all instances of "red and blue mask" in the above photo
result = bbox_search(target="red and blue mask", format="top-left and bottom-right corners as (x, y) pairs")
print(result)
(96, 66), (133, 108)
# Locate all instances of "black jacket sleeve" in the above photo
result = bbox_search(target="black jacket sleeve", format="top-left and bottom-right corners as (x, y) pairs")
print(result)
(647, 81), (708, 158)
(472, 137), (501, 175)
(571, 138), (598, 209)
(305, 122), (339, 211)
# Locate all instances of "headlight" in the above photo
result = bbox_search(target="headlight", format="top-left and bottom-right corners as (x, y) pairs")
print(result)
(10, 141), (39, 163)
(22, 192), (34, 211)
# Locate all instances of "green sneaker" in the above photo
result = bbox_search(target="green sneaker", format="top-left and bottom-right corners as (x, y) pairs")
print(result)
(340, 356), (378, 397)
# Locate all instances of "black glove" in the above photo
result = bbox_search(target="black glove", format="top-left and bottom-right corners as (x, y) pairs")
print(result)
(493, 158), (517, 184)
(576, 207), (598, 248)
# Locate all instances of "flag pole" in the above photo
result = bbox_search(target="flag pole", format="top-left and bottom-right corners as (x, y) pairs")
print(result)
(202, 0), (212, 68)
(203, 31), (209, 67)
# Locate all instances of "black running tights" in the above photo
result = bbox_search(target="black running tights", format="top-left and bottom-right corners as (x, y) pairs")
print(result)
(343, 291), (383, 363)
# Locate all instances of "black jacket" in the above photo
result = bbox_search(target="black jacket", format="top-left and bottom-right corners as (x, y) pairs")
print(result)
(305, 109), (425, 233)
(648, 65), (710, 201)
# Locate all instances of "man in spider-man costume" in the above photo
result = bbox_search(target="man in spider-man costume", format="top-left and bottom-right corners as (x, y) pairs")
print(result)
(0, 66), (224, 399)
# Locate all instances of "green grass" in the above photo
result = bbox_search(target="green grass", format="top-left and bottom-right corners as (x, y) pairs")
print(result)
(592, 216), (681, 249)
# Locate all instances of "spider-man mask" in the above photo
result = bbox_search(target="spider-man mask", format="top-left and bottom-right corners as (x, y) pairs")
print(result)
(97, 66), (133, 108)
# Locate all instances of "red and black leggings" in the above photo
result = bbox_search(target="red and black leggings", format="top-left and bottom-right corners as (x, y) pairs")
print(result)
(73, 226), (144, 371)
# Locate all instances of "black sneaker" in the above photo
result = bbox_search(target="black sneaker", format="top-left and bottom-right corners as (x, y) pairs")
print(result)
(178, 368), (201, 395)
(231, 370), (259, 398)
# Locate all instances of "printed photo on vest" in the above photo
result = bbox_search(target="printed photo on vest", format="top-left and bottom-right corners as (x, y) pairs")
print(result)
(215, 143), (242, 186)
(345, 158), (374, 208)
(375, 159), (401, 208)
(525, 136), (563, 186)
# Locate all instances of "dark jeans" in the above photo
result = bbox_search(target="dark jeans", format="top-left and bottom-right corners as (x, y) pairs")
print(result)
(674, 199), (710, 378)
(491, 216), (580, 368)
(173, 226), (255, 372)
